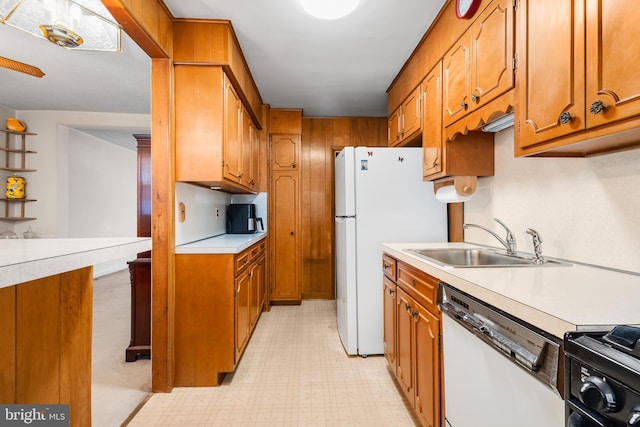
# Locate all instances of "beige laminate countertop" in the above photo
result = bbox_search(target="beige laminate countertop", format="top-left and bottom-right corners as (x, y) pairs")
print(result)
(175, 232), (267, 254)
(382, 242), (640, 338)
(0, 237), (152, 289)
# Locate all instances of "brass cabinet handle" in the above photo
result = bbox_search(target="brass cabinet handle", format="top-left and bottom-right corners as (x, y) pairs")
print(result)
(590, 100), (605, 115)
(559, 111), (573, 124)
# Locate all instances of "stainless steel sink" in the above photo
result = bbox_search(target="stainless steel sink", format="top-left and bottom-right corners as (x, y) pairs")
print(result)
(406, 248), (569, 268)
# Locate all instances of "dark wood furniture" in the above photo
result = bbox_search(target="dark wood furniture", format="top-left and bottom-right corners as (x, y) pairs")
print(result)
(126, 134), (152, 362)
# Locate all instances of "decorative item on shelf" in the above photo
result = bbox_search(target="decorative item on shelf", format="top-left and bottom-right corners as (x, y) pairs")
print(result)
(6, 118), (26, 132)
(6, 174), (26, 199)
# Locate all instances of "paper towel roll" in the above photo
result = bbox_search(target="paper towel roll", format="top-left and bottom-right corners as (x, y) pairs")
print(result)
(435, 185), (473, 203)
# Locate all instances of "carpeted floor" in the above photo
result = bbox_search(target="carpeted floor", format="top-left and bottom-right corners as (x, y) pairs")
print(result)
(92, 269), (151, 427)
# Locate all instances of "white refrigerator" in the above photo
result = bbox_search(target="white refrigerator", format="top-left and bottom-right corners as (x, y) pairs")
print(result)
(335, 146), (447, 356)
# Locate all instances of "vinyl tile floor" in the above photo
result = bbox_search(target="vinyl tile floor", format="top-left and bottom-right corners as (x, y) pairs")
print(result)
(127, 300), (419, 426)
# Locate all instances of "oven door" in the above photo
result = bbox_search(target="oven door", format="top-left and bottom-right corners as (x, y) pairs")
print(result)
(442, 314), (565, 427)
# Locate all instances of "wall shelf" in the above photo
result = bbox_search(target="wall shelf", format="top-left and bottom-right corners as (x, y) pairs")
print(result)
(1, 129), (37, 221)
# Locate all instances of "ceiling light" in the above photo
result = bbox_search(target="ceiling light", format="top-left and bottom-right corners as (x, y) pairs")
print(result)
(0, 0), (121, 52)
(300, 0), (360, 20)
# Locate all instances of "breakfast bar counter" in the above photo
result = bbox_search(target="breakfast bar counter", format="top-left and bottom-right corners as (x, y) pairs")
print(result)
(0, 237), (151, 426)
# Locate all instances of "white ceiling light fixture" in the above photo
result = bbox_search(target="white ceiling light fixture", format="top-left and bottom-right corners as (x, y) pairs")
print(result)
(0, 0), (121, 51)
(300, 0), (360, 20)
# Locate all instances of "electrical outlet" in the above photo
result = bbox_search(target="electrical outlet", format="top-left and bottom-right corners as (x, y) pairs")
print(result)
(216, 208), (220, 217)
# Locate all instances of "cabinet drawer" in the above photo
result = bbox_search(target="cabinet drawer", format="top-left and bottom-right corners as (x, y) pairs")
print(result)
(251, 240), (266, 260)
(235, 250), (252, 274)
(397, 261), (437, 311)
(382, 254), (397, 280)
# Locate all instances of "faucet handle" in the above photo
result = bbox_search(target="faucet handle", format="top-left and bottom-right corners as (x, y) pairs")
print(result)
(526, 228), (545, 264)
(493, 218), (517, 253)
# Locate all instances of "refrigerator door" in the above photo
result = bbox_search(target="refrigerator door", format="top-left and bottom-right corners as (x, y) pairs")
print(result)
(334, 147), (356, 217)
(353, 147), (447, 356)
(335, 216), (358, 355)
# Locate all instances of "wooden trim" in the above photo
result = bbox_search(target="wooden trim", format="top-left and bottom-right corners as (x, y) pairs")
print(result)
(448, 203), (464, 242)
(151, 58), (175, 393)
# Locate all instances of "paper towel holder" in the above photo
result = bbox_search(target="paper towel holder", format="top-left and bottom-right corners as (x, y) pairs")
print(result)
(432, 176), (477, 197)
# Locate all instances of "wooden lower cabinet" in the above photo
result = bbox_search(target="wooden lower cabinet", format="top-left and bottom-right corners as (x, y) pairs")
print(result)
(383, 254), (442, 427)
(175, 239), (266, 386)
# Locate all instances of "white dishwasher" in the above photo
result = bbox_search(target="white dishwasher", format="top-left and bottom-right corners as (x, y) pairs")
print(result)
(438, 282), (565, 427)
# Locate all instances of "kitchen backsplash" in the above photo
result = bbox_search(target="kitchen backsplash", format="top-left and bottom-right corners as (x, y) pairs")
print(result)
(464, 128), (640, 274)
(175, 182), (267, 246)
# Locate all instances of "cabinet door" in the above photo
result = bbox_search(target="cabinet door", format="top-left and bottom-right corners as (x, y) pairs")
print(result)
(271, 134), (300, 171)
(401, 86), (421, 141)
(270, 171), (300, 301)
(388, 107), (402, 146)
(515, 0), (585, 149)
(235, 270), (251, 361)
(443, 32), (472, 126)
(250, 255), (265, 327)
(422, 63), (443, 179)
(585, 0), (640, 128)
(251, 120), (260, 190)
(396, 288), (414, 406)
(240, 108), (253, 188)
(414, 304), (441, 427)
(383, 277), (397, 371)
(224, 76), (243, 183)
(471, 0), (514, 110)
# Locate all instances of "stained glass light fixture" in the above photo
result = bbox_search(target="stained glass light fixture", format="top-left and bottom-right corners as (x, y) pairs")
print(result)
(0, 0), (121, 52)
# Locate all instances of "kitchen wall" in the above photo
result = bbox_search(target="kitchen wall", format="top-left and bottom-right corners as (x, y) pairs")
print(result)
(464, 128), (640, 274)
(175, 182), (268, 246)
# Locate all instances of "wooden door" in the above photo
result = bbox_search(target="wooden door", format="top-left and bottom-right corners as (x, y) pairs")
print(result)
(388, 107), (402, 146)
(271, 134), (300, 171)
(383, 277), (397, 371)
(443, 32), (472, 126)
(224, 75), (242, 183)
(414, 304), (441, 427)
(515, 0), (585, 149)
(396, 288), (414, 406)
(401, 86), (421, 141)
(235, 270), (251, 360)
(270, 171), (300, 301)
(585, 0), (640, 128)
(470, 0), (514, 110)
(422, 63), (443, 179)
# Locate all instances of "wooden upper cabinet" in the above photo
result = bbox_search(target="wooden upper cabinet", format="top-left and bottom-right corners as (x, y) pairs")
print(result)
(422, 62), (443, 179)
(443, 0), (514, 129)
(585, 0), (640, 129)
(401, 86), (422, 142)
(389, 86), (422, 146)
(224, 75), (243, 184)
(175, 65), (260, 193)
(515, 0), (585, 150)
(515, 0), (640, 156)
(271, 134), (300, 171)
(388, 107), (402, 146)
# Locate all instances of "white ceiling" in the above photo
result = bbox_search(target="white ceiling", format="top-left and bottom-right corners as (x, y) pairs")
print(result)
(0, 0), (446, 137)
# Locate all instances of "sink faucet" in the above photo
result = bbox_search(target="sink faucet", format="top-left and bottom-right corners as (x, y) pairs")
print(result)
(526, 228), (545, 264)
(463, 218), (517, 255)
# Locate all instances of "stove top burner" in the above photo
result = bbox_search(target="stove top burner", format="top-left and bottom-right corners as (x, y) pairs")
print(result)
(602, 325), (640, 358)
